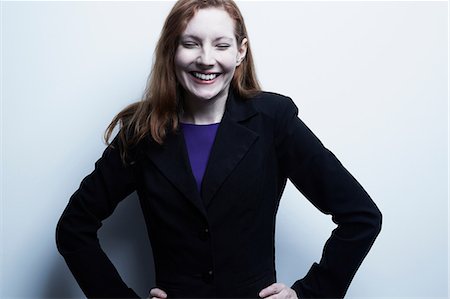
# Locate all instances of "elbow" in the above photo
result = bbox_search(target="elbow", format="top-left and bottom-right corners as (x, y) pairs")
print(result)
(55, 213), (75, 255)
(55, 216), (67, 255)
(355, 194), (383, 239)
(368, 204), (383, 239)
(341, 200), (383, 241)
(55, 208), (101, 255)
(375, 207), (382, 235)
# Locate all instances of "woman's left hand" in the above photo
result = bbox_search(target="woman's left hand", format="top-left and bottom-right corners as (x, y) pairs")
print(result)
(258, 282), (298, 299)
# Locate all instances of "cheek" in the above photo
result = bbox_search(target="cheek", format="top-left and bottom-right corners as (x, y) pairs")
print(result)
(219, 53), (238, 73)
(174, 49), (194, 69)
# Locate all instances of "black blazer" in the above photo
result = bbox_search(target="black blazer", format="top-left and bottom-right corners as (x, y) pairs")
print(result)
(56, 86), (382, 299)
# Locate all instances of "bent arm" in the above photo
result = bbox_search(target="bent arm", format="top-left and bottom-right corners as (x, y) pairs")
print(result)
(275, 97), (382, 299)
(55, 135), (140, 298)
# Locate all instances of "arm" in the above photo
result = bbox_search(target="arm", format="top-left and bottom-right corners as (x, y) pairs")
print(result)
(275, 97), (382, 299)
(55, 135), (141, 298)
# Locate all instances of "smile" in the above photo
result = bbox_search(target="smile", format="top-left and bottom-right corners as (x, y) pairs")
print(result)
(189, 71), (221, 81)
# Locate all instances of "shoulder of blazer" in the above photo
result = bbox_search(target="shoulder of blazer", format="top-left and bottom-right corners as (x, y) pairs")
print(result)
(247, 90), (299, 122)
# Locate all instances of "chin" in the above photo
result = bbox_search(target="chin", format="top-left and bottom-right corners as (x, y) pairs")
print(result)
(190, 88), (222, 101)
(197, 92), (219, 100)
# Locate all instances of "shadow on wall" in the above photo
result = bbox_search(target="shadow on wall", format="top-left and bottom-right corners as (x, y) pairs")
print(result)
(46, 192), (155, 298)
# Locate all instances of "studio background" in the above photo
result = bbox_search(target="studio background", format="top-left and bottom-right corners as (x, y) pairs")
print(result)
(1, 1), (448, 298)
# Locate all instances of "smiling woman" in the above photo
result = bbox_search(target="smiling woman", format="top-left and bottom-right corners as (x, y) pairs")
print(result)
(174, 7), (248, 124)
(55, 0), (382, 298)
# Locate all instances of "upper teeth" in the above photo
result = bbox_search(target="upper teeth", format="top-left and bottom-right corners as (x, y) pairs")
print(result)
(193, 72), (219, 80)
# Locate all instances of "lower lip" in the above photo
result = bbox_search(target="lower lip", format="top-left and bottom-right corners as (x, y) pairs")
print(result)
(190, 73), (221, 85)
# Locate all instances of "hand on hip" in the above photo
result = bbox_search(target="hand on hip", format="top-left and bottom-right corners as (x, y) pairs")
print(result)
(259, 282), (299, 299)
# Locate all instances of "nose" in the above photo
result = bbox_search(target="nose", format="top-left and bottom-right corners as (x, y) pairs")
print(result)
(197, 46), (215, 67)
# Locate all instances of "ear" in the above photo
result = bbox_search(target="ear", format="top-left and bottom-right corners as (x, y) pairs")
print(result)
(236, 37), (248, 66)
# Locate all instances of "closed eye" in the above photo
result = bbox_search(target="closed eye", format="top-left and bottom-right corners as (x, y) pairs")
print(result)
(217, 44), (230, 49)
(183, 42), (197, 48)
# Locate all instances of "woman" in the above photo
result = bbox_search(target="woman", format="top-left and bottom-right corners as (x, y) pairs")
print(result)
(55, 0), (382, 298)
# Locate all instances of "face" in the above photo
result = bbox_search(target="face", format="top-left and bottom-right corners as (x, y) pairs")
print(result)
(174, 7), (247, 103)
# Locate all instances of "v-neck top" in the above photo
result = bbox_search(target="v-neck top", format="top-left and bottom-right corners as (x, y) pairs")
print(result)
(180, 122), (220, 193)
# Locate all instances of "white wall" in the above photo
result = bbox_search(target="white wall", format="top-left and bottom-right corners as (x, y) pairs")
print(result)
(1, 1), (448, 298)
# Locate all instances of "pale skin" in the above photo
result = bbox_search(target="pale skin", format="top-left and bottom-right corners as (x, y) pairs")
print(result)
(174, 7), (246, 124)
(148, 7), (298, 299)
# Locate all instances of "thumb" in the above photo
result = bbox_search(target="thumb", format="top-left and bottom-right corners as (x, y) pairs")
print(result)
(149, 287), (167, 298)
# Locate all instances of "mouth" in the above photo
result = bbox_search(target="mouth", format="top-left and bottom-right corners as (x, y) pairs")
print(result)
(189, 71), (222, 82)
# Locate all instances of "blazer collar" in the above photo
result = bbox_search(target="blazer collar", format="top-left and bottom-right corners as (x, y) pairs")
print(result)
(142, 86), (259, 219)
(222, 85), (258, 122)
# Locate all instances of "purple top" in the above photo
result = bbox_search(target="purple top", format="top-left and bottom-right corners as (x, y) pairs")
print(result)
(180, 122), (220, 192)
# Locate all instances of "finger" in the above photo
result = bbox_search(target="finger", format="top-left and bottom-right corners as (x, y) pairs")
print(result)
(288, 288), (299, 299)
(259, 283), (285, 297)
(262, 288), (291, 299)
(149, 288), (168, 298)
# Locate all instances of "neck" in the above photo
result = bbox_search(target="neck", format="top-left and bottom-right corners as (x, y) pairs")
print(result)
(180, 90), (228, 124)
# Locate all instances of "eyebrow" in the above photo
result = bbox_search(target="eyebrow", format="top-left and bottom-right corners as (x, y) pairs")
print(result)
(181, 34), (233, 42)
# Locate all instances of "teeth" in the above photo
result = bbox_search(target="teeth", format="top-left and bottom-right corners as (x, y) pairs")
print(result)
(192, 72), (219, 81)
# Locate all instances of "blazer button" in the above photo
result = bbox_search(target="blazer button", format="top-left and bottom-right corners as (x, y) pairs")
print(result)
(199, 228), (210, 241)
(202, 269), (213, 284)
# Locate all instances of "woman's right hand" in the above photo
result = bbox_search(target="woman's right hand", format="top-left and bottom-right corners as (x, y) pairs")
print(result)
(147, 287), (168, 299)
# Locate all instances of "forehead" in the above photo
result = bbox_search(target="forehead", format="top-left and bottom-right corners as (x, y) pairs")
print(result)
(182, 7), (235, 40)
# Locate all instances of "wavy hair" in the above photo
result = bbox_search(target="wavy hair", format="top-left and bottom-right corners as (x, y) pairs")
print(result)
(104, 0), (261, 165)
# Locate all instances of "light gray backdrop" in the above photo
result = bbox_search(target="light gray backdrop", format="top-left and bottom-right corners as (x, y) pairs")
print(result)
(1, 1), (448, 298)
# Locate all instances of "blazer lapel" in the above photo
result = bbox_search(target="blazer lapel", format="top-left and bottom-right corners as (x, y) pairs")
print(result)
(143, 124), (207, 217)
(200, 89), (259, 207)
(142, 87), (259, 217)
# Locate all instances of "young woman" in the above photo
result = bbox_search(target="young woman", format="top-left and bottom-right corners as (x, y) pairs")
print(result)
(56, 1), (382, 298)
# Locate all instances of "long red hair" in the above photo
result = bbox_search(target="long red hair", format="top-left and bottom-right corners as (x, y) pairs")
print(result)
(104, 0), (261, 165)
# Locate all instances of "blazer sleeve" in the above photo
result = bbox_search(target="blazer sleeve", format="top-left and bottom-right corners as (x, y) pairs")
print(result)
(55, 135), (141, 299)
(274, 97), (382, 299)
